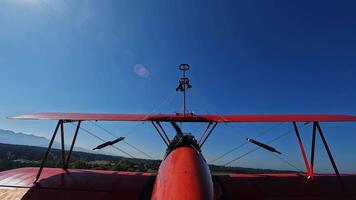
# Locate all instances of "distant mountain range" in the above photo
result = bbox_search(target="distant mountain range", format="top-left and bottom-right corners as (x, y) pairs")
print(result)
(0, 128), (99, 154)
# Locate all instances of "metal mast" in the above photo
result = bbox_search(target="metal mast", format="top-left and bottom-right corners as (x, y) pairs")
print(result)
(176, 64), (192, 116)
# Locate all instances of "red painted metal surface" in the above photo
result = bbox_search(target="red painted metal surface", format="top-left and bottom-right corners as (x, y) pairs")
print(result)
(214, 173), (356, 199)
(1, 167), (356, 199)
(9, 113), (356, 122)
(151, 147), (214, 200)
(0, 167), (155, 200)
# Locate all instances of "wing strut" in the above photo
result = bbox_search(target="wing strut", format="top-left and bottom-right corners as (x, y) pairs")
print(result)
(198, 122), (213, 144)
(315, 122), (341, 181)
(151, 121), (170, 146)
(35, 120), (61, 183)
(65, 121), (81, 169)
(310, 122), (317, 176)
(293, 122), (312, 177)
(34, 120), (82, 183)
(199, 122), (218, 148)
(293, 122), (343, 188)
(156, 121), (171, 143)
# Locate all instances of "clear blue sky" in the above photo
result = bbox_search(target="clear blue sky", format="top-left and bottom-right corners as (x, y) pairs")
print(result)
(0, 0), (355, 173)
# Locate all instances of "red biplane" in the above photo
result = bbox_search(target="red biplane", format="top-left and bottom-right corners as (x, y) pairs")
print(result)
(1, 64), (356, 200)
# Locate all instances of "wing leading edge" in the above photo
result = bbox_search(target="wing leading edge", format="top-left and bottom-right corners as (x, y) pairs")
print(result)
(8, 113), (356, 122)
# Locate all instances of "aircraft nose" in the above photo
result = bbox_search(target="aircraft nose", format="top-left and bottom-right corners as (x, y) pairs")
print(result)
(151, 147), (213, 200)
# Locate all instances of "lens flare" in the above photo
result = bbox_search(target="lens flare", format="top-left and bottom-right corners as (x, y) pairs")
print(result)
(133, 64), (150, 78)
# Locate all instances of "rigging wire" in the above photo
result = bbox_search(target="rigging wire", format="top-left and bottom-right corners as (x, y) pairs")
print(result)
(70, 123), (135, 159)
(271, 153), (304, 173)
(89, 120), (142, 138)
(209, 122), (284, 164)
(122, 141), (154, 160)
(190, 87), (286, 162)
(224, 123), (309, 166)
(190, 88), (251, 145)
(192, 123), (209, 133)
(128, 89), (177, 132)
(223, 147), (261, 166)
(188, 85), (216, 114)
(81, 89), (177, 160)
(210, 143), (249, 164)
(152, 90), (178, 114)
(89, 121), (154, 159)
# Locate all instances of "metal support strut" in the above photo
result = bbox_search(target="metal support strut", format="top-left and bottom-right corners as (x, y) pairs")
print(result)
(60, 122), (66, 169)
(315, 122), (341, 179)
(199, 122), (218, 148)
(292, 122), (312, 176)
(34, 120), (82, 183)
(198, 122), (212, 144)
(152, 121), (169, 146)
(65, 121), (81, 170)
(34, 120), (61, 183)
(310, 122), (317, 177)
(156, 121), (171, 144)
(295, 121), (341, 186)
(176, 64), (192, 116)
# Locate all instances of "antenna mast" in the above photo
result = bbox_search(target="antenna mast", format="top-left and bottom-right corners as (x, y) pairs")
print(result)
(176, 64), (192, 116)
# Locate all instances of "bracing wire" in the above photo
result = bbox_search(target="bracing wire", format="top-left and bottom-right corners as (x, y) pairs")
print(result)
(223, 147), (261, 166)
(70, 123), (135, 159)
(210, 142), (249, 164)
(123, 122), (145, 138)
(209, 123), (284, 164)
(81, 90), (177, 160)
(122, 141), (154, 160)
(89, 121), (154, 159)
(152, 90), (178, 114)
(224, 131), (290, 166)
(190, 87), (284, 157)
(188, 85), (214, 114)
(271, 153), (304, 173)
(224, 123), (309, 167)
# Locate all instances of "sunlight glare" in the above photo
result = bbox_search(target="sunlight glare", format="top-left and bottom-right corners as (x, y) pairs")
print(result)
(11, 0), (42, 6)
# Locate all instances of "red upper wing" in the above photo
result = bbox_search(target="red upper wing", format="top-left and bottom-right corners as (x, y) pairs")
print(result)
(8, 113), (356, 122)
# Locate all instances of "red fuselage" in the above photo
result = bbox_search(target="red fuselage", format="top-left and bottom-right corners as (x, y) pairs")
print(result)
(151, 146), (214, 200)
